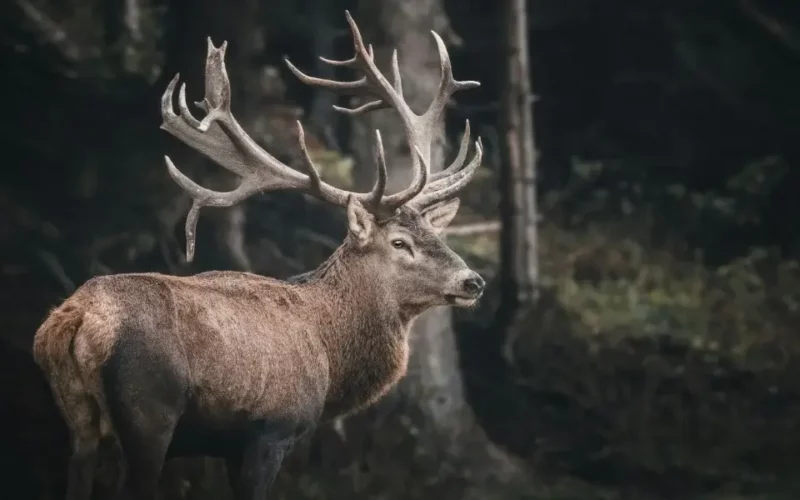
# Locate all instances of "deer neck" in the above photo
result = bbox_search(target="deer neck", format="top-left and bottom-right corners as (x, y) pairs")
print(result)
(296, 243), (413, 415)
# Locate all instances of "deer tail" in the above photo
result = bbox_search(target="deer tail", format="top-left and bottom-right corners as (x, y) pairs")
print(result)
(33, 302), (87, 405)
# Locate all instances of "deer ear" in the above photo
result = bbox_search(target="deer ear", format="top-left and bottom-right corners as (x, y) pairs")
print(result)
(422, 198), (460, 235)
(347, 196), (375, 247)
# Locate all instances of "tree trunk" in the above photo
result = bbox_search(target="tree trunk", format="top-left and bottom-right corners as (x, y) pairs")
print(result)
(498, 0), (539, 363)
(307, 0), (342, 151)
(344, 1), (533, 498)
(350, 0), (460, 417)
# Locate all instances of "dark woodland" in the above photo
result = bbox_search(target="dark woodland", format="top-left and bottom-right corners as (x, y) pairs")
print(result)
(3, 0), (800, 499)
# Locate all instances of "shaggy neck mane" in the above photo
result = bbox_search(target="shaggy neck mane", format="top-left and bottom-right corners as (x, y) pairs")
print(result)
(289, 239), (412, 412)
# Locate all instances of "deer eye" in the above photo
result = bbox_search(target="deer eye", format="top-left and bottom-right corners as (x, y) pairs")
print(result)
(391, 239), (409, 250)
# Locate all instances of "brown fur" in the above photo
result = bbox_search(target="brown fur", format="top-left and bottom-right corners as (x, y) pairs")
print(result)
(33, 300), (89, 429)
(32, 207), (475, 457)
(34, 282), (121, 445)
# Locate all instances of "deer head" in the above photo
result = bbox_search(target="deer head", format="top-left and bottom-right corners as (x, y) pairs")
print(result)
(340, 197), (484, 313)
(160, 11), (485, 310)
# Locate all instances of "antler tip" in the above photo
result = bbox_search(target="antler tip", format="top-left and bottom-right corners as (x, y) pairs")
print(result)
(343, 9), (365, 49)
(163, 73), (180, 97)
(283, 58), (308, 82)
(205, 37), (228, 54)
(164, 155), (182, 179)
(461, 80), (481, 89)
(344, 9), (357, 30)
(430, 30), (450, 62)
(161, 74), (181, 116)
(163, 154), (176, 169)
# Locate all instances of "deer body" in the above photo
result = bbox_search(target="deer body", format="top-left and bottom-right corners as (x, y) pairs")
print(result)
(34, 10), (485, 500)
(35, 246), (414, 454)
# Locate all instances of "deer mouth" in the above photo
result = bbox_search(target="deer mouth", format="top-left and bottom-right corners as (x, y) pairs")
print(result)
(445, 294), (480, 307)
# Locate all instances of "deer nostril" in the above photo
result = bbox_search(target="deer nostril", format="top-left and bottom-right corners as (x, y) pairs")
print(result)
(462, 275), (485, 296)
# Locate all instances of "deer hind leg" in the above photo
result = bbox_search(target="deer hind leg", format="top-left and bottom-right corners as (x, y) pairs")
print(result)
(47, 354), (120, 500)
(92, 416), (124, 500)
(58, 392), (101, 500)
(102, 330), (189, 500)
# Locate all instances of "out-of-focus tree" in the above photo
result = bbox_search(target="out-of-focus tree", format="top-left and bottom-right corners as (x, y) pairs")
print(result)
(497, 0), (539, 363)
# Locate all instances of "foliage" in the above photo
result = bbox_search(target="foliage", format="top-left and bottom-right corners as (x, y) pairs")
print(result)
(540, 228), (800, 364)
(452, 154), (800, 366)
(444, 151), (800, 498)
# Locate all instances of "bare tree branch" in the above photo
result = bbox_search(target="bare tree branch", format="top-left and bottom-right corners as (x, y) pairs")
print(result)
(443, 221), (501, 236)
(739, 0), (800, 54)
(14, 0), (81, 62)
(34, 248), (76, 293)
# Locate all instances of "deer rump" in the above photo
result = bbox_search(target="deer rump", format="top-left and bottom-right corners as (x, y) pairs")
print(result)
(33, 270), (404, 459)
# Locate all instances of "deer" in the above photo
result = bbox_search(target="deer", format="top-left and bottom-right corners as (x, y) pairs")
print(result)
(33, 10), (484, 500)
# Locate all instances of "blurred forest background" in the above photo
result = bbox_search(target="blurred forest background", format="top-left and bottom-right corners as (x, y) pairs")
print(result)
(3, 0), (800, 499)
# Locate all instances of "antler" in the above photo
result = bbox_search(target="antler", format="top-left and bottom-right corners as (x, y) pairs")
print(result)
(160, 11), (482, 262)
(286, 11), (483, 212)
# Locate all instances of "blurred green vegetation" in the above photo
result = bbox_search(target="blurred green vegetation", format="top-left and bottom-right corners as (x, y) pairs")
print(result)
(452, 155), (800, 366)
(445, 154), (800, 499)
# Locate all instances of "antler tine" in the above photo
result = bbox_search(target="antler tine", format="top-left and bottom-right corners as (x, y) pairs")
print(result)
(366, 130), (389, 209)
(162, 155), (260, 262)
(341, 10), (412, 118)
(295, 121), (324, 193)
(329, 48), (403, 117)
(419, 33), (480, 132)
(407, 138), (483, 212)
(379, 34), (481, 211)
(283, 68), (368, 94)
(284, 11), (409, 119)
(390, 49), (403, 95)
(382, 146), (430, 210)
(430, 120), (471, 182)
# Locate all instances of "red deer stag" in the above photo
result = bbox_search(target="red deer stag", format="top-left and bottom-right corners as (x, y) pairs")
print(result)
(33, 10), (484, 500)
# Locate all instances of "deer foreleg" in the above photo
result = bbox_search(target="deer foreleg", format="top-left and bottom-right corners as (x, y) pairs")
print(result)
(229, 423), (297, 500)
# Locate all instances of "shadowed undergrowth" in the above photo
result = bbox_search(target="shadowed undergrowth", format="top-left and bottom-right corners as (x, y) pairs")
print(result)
(447, 161), (800, 498)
